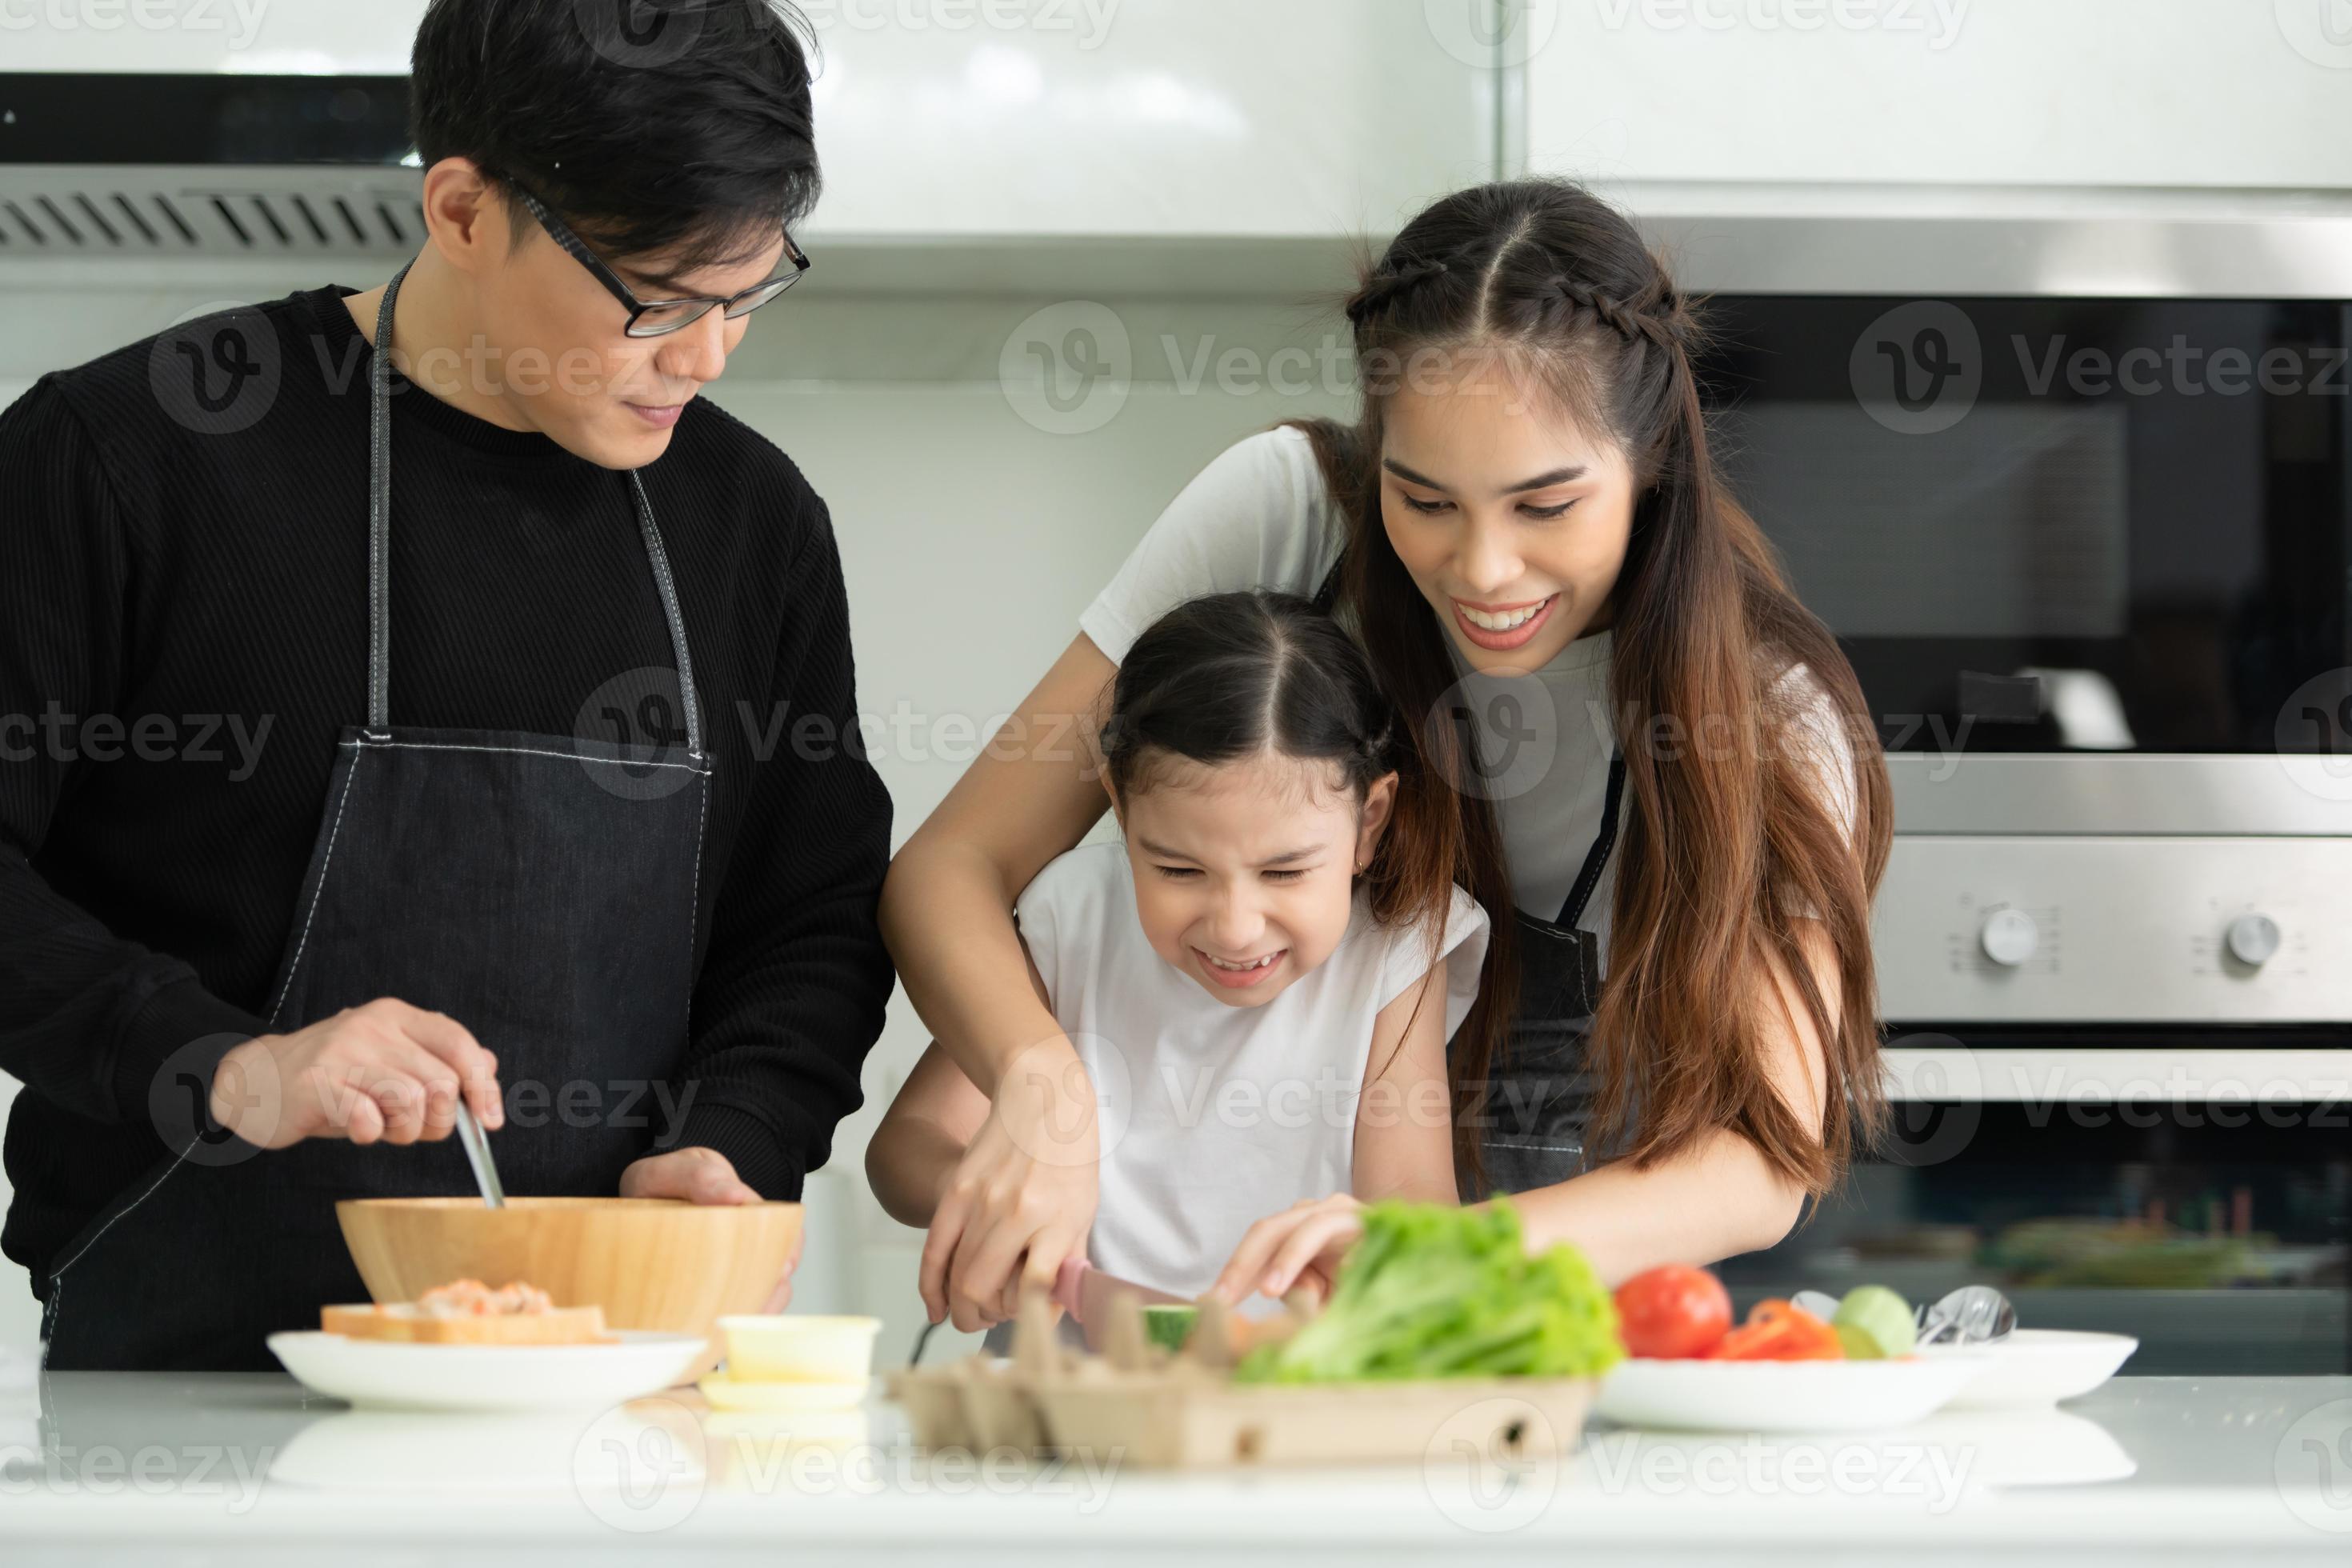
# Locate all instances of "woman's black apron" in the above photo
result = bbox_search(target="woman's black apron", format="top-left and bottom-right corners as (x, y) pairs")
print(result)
(40, 266), (714, 1370)
(1310, 558), (1622, 1201)
(1471, 757), (1625, 1198)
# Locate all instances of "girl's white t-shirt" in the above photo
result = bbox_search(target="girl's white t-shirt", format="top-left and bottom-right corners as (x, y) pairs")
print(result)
(1079, 426), (1862, 950)
(1015, 842), (1490, 1303)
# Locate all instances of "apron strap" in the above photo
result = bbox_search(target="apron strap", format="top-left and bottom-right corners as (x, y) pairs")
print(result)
(1310, 550), (1345, 614)
(366, 270), (400, 734)
(365, 264), (703, 758)
(627, 470), (703, 759)
(1555, 754), (1627, 930)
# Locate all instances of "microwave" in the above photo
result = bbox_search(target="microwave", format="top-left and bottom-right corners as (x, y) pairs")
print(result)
(1642, 186), (2352, 1372)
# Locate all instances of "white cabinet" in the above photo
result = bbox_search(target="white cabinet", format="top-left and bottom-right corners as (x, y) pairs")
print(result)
(1526, 0), (2352, 190)
(0, 0), (424, 71)
(10, 0), (1493, 239)
(803, 0), (1492, 237)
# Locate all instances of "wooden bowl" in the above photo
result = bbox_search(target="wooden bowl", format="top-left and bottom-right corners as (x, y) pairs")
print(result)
(336, 1197), (802, 1380)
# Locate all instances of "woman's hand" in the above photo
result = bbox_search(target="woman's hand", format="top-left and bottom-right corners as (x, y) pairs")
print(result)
(1209, 1193), (1366, 1308)
(918, 1038), (1101, 1332)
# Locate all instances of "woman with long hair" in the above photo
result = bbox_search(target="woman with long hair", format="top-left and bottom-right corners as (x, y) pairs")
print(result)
(879, 178), (1891, 1331)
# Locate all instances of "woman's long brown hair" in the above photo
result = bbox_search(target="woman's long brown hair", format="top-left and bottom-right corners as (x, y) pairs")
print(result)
(1290, 177), (1893, 1198)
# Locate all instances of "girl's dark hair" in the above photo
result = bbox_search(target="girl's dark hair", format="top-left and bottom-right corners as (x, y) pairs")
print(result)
(1289, 177), (1893, 1195)
(1102, 591), (1462, 1009)
(410, 0), (820, 271)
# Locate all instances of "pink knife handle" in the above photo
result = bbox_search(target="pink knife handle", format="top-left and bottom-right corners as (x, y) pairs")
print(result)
(1051, 1254), (1094, 1326)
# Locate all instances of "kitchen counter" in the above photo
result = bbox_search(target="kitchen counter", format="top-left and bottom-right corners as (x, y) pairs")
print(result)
(2, 1370), (2347, 1566)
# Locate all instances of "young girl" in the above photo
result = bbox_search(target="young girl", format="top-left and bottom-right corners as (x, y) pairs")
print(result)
(881, 177), (1891, 1322)
(866, 591), (1488, 1330)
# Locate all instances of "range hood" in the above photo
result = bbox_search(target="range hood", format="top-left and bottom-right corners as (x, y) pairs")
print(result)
(0, 74), (421, 259)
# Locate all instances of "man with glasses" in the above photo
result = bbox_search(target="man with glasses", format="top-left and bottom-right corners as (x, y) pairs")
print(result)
(0, 1), (894, 1369)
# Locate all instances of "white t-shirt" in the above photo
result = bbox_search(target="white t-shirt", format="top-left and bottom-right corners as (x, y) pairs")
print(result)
(1014, 842), (1490, 1303)
(1080, 427), (1861, 956)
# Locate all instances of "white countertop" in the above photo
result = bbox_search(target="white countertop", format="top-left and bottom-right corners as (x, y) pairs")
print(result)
(2, 1371), (2348, 1566)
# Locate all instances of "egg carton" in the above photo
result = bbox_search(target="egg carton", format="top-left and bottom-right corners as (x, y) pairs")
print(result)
(886, 1289), (1596, 1470)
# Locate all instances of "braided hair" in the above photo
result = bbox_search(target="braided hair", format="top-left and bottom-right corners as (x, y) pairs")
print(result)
(1342, 214), (1702, 462)
(1546, 274), (1694, 354)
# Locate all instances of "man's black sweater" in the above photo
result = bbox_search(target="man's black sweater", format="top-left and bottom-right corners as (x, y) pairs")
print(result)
(0, 286), (895, 1294)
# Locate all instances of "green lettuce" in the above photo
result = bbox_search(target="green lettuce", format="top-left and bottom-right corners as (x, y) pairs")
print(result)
(1233, 1198), (1624, 1383)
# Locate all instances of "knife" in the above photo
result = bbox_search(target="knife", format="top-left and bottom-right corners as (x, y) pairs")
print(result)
(454, 1098), (506, 1209)
(1060, 1258), (1206, 1354)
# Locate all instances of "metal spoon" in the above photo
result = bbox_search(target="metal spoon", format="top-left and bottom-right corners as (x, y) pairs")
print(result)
(1791, 1290), (1842, 1322)
(454, 1098), (505, 1209)
(1916, 1285), (2015, 1346)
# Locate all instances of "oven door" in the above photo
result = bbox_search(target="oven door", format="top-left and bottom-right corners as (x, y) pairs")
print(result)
(1696, 295), (2352, 768)
(1722, 1029), (2352, 1374)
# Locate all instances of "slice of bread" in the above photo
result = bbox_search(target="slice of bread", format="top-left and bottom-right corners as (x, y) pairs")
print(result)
(322, 1302), (616, 1346)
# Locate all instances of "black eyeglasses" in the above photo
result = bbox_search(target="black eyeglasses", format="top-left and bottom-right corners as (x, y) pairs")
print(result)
(508, 180), (810, 338)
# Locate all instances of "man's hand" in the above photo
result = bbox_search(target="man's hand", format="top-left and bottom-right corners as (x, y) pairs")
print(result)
(621, 1146), (762, 1206)
(622, 1146), (801, 1313)
(208, 998), (502, 1150)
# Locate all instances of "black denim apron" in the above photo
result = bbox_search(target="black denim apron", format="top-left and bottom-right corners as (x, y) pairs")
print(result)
(1470, 755), (1626, 1198)
(1308, 557), (1626, 1202)
(40, 266), (714, 1370)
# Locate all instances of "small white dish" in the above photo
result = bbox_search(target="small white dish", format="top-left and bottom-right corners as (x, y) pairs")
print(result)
(266, 1329), (710, 1412)
(716, 1314), (881, 1382)
(1930, 1329), (2138, 1410)
(1597, 1354), (1986, 1433)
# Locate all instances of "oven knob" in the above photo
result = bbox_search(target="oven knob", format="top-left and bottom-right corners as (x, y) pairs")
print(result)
(1979, 908), (2039, 967)
(2225, 913), (2281, 967)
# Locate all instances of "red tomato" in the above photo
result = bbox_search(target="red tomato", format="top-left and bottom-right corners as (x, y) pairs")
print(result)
(1613, 1266), (1734, 1358)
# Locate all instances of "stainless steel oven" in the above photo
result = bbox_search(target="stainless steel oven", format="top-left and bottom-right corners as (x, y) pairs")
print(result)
(1637, 187), (2352, 1372)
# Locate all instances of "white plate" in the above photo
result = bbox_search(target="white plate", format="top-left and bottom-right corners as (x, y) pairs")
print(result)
(1596, 1354), (1987, 1432)
(266, 1329), (709, 1412)
(1931, 1330), (2138, 1410)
